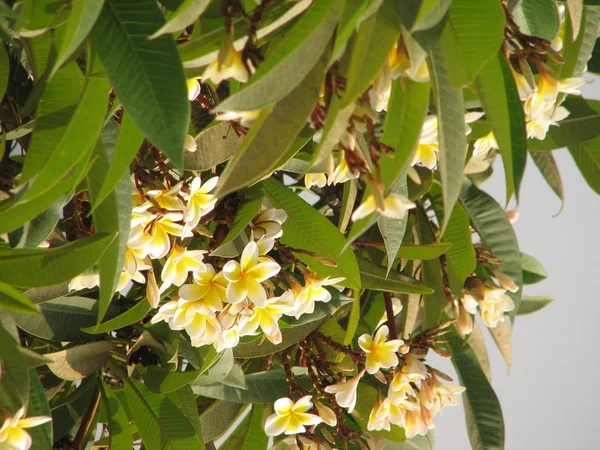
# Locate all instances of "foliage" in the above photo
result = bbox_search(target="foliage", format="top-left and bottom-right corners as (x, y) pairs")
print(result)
(0, 1), (597, 449)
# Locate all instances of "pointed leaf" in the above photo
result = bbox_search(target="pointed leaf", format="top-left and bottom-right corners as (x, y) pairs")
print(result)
(27, 369), (53, 450)
(444, 203), (476, 297)
(397, 243), (452, 260)
(149, 0), (210, 39)
(568, 134), (600, 195)
(521, 252), (548, 284)
(0, 319), (29, 405)
(47, 341), (116, 380)
(516, 296), (554, 315)
(358, 257), (433, 295)
(488, 320), (512, 372)
(378, 177), (410, 274)
(0, 281), (40, 314)
(184, 122), (241, 171)
(100, 382), (133, 450)
(530, 151), (564, 206)
(511, 0), (559, 41)
(83, 299), (151, 334)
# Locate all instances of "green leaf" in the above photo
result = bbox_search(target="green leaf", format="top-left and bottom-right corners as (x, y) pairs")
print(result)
(396, 243), (453, 260)
(264, 178), (361, 288)
(567, 0), (585, 40)
(383, 433), (435, 449)
(195, 348), (235, 386)
(330, 0), (370, 62)
(212, 184), (263, 256)
(8, 195), (67, 249)
(200, 401), (245, 443)
(0, 233), (115, 288)
(87, 132), (133, 323)
(0, 44), (8, 102)
(378, 177), (410, 274)
(184, 122), (241, 171)
(0, 318), (29, 406)
(568, 134), (600, 195)
(563, 6), (600, 78)
(380, 78), (431, 187)
(439, 0), (505, 87)
(474, 52), (527, 201)
(338, 2), (399, 108)
(171, 386), (204, 444)
(488, 320), (512, 372)
(521, 252), (548, 284)
(193, 368), (311, 403)
(234, 320), (319, 358)
(531, 98), (600, 151)
(460, 180), (522, 310)
(83, 299), (151, 334)
(47, 341), (116, 380)
(95, 112), (144, 207)
(530, 151), (564, 207)
(92, 0), (190, 168)
(142, 366), (204, 394)
(429, 43), (467, 231)
(0, 281), (40, 313)
(511, 0), (559, 41)
(24, 283), (70, 304)
(149, 0), (210, 39)
(20, 62), (85, 184)
(13, 296), (112, 341)
(215, 51), (326, 199)
(111, 361), (204, 450)
(241, 405), (269, 450)
(27, 369), (53, 450)
(447, 330), (505, 450)
(358, 256), (433, 295)
(215, 0), (339, 112)
(51, 0), (105, 77)
(444, 203), (476, 297)
(516, 295), (554, 315)
(100, 382), (133, 450)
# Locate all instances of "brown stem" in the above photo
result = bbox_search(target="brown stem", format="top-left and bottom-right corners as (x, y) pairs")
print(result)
(383, 292), (398, 340)
(72, 383), (101, 450)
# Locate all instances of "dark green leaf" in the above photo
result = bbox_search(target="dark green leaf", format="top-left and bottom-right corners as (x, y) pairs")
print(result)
(530, 151), (564, 206)
(358, 256), (433, 295)
(511, 0), (559, 41)
(397, 243), (452, 260)
(241, 404), (269, 450)
(100, 382), (133, 450)
(0, 44), (8, 101)
(82, 299), (151, 334)
(92, 0), (190, 168)
(8, 195), (67, 249)
(516, 295), (554, 315)
(521, 252), (548, 284)
(0, 318), (29, 406)
(142, 366), (203, 394)
(27, 369), (53, 450)
(330, 0), (370, 62)
(200, 401), (245, 442)
(444, 203), (476, 297)
(0, 281), (40, 313)
(568, 134), (600, 195)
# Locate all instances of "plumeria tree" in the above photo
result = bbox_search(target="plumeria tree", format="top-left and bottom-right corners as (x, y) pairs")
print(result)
(0, 0), (598, 449)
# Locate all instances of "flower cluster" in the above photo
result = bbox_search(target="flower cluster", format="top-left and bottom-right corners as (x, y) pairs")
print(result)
(0, 407), (51, 450)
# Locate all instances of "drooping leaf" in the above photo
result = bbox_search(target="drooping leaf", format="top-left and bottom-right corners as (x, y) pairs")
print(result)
(358, 256), (433, 295)
(330, 0), (371, 62)
(0, 233), (115, 288)
(264, 178), (361, 289)
(214, 53), (326, 198)
(149, 0), (210, 39)
(474, 52), (527, 201)
(241, 404), (269, 450)
(521, 252), (548, 284)
(92, 0), (190, 168)
(0, 281), (40, 314)
(215, 0), (339, 112)
(511, 0), (560, 41)
(447, 330), (505, 450)
(46, 341), (116, 380)
(439, 0), (505, 87)
(568, 134), (600, 195)
(530, 151), (564, 207)
(429, 43), (467, 231)
(444, 203), (476, 297)
(100, 382), (133, 450)
(516, 296), (554, 315)
(468, 321), (492, 383)
(378, 177), (410, 274)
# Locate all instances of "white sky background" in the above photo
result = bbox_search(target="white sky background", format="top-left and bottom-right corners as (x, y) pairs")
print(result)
(433, 76), (600, 449)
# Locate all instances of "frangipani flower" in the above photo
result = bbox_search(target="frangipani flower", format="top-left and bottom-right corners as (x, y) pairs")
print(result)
(68, 271), (100, 292)
(117, 247), (152, 292)
(327, 151), (360, 186)
(160, 245), (206, 292)
(187, 78), (201, 101)
(213, 324), (240, 352)
(304, 173), (327, 189)
(351, 192), (416, 222)
(142, 183), (186, 212)
(251, 207), (287, 239)
(179, 264), (227, 312)
(217, 110), (261, 128)
(222, 241), (281, 306)
(290, 274), (345, 319)
(324, 369), (365, 413)
(420, 375), (465, 416)
(128, 212), (191, 259)
(404, 407), (429, 439)
(0, 407), (51, 450)
(264, 396), (322, 436)
(184, 134), (197, 152)
(180, 300), (222, 346)
(358, 325), (403, 374)
(186, 176), (218, 230)
(472, 131), (499, 157)
(238, 294), (289, 344)
(203, 44), (250, 84)
(479, 287), (515, 328)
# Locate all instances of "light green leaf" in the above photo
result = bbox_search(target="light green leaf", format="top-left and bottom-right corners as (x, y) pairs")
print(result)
(0, 121), (34, 141)
(195, 348), (234, 386)
(13, 296), (113, 341)
(530, 151), (564, 207)
(83, 299), (151, 334)
(24, 283), (70, 304)
(563, 6), (600, 78)
(215, 52), (326, 198)
(383, 432), (435, 449)
(447, 330), (505, 450)
(14, 0), (67, 37)
(150, 0), (210, 39)
(460, 180), (522, 312)
(569, 134), (600, 195)
(516, 295), (554, 315)
(521, 252), (548, 284)
(47, 341), (116, 380)
(184, 122), (241, 171)
(429, 43), (467, 231)
(488, 320), (512, 372)
(264, 178), (361, 288)
(358, 257), (433, 295)
(439, 0), (505, 87)
(241, 405), (269, 450)
(171, 386), (204, 444)
(330, 0), (370, 62)
(0, 281), (40, 314)
(0, 319), (29, 406)
(8, 195), (67, 249)
(378, 177), (410, 274)
(215, 0), (339, 112)
(444, 203), (476, 297)
(468, 321), (492, 383)
(27, 369), (53, 450)
(142, 367), (204, 394)
(92, 0), (190, 168)
(511, 0), (559, 41)
(474, 52), (527, 201)
(51, 0), (105, 77)
(380, 78), (431, 187)
(100, 382), (133, 450)
(20, 62), (85, 184)
(397, 243), (453, 260)
(567, 0), (584, 39)
(0, 233), (115, 288)
(95, 112), (144, 207)
(200, 401), (245, 443)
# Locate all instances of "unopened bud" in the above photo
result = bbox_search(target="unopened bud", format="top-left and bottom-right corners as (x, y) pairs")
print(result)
(492, 269), (519, 293)
(432, 346), (451, 358)
(146, 269), (160, 308)
(399, 344), (411, 354)
(184, 134), (197, 152)
(314, 400), (337, 427)
(373, 370), (388, 384)
(506, 210), (519, 224)
(457, 306), (474, 337)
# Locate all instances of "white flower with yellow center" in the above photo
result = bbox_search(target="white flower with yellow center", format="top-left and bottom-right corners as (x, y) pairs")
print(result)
(327, 151), (360, 186)
(358, 325), (403, 374)
(223, 241), (281, 306)
(68, 271), (100, 292)
(117, 247), (152, 292)
(419, 375), (465, 416)
(141, 183), (186, 212)
(203, 44), (250, 85)
(251, 207), (287, 240)
(164, 299), (222, 347)
(178, 264), (228, 312)
(479, 287), (515, 328)
(217, 110), (261, 128)
(185, 176), (218, 230)
(264, 396), (323, 436)
(187, 78), (201, 101)
(213, 322), (241, 352)
(0, 407), (51, 450)
(289, 274), (345, 319)
(304, 173), (327, 189)
(404, 407), (429, 439)
(128, 212), (191, 259)
(324, 369), (365, 413)
(238, 294), (290, 344)
(351, 191), (416, 222)
(160, 245), (206, 292)
(184, 134), (197, 153)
